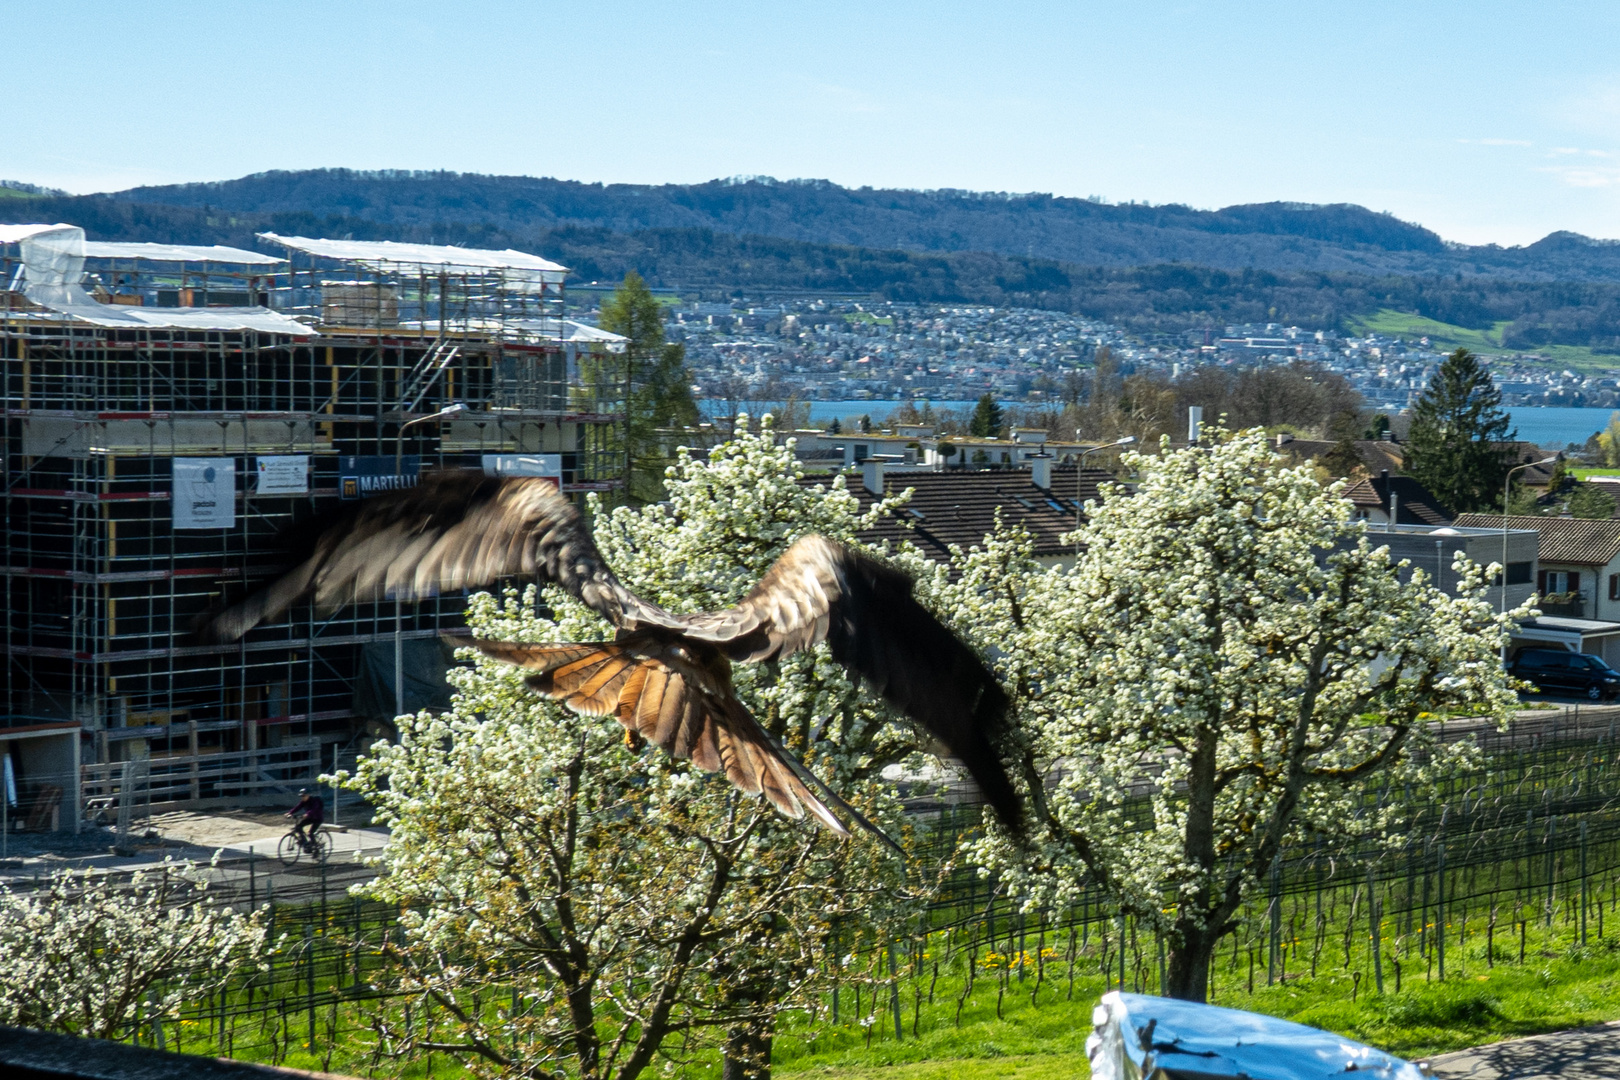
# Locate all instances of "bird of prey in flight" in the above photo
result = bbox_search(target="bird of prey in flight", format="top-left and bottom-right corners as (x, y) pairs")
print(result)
(195, 471), (1020, 840)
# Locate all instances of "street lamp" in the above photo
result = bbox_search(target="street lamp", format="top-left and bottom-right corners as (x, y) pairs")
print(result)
(1077, 436), (1135, 532)
(1501, 456), (1559, 660)
(393, 402), (466, 717)
(396, 401), (466, 472)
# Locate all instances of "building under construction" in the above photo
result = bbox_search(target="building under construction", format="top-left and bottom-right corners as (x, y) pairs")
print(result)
(1, 225), (626, 823)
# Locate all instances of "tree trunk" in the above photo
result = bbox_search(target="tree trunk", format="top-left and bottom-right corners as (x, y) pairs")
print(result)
(1165, 717), (1222, 1003)
(1164, 917), (1217, 1002)
(721, 1016), (773, 1080)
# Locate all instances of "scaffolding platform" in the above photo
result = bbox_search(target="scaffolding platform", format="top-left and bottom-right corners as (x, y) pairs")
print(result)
(3, 225), (626, 817)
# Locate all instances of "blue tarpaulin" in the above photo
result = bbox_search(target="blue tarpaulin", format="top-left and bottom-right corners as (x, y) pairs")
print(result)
(1087, 992), (1423, 1080)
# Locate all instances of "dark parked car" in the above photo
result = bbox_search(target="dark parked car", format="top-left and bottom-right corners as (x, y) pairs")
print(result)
(1509, 648), (1620, 701)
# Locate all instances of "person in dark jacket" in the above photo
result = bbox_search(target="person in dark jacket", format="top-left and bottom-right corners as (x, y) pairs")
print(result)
(286, 789), (325, 850)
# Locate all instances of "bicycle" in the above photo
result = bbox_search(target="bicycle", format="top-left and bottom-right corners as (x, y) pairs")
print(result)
(276, 823), (332, 866)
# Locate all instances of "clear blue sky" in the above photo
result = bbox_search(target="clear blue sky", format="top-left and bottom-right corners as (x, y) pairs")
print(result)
(6, 1), (1620, 246)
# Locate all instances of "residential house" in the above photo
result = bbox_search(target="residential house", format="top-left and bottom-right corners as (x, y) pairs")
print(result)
(1454, 516), (1620, 622)
(1272, 434), (1406, 479)
(812, 460), (1115, 567)
(1342, 471), (1452, 526)
(1454, 514), (1620, 666)
(1505, 446), (1564, 494)
(922, 429), (1119, 471)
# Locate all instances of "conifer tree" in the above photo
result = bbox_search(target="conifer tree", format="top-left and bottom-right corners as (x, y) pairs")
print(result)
(589, 272), (700, 503)
(969, 393), (1004, 437)
(1405, 348), (1515, 514)
(1569, 482), (1617, 520)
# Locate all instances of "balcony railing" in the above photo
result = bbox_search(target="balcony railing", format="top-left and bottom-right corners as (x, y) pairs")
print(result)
(1541, 593), (1586, 618)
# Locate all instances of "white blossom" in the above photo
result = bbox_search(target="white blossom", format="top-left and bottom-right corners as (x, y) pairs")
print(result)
(937, 429), (1524, 998)
(0, 861), (267, 1039)
(338, 415), (934, 1079)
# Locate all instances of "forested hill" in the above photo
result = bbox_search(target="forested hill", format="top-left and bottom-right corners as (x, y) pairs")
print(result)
(7, 189), (1620, 348)
(9, 175), (1620, 349)
(100, 170), (1620, 282)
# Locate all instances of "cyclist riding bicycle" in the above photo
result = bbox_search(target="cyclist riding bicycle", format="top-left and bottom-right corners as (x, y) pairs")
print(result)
(286, 789), (325, 851)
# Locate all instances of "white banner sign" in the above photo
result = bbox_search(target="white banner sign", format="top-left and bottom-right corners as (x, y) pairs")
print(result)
(173, 457), (236, 529)
(255, 455), (309, 495)
(482, 454), (562, 488)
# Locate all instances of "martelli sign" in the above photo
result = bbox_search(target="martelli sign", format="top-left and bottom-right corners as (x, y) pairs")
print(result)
(339, 455), (421, 500)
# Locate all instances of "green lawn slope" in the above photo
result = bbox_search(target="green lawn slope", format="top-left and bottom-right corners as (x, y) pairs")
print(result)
(1346, 309), (1617, 372)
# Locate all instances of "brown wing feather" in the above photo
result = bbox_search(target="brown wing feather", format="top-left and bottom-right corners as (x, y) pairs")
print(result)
(664, 535), (1021, 830)
(468, 637), (852, 837)
(192, 472), (672, 644)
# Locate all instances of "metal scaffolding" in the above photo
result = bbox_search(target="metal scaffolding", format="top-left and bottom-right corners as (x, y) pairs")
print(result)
(2, 228), (625, 812)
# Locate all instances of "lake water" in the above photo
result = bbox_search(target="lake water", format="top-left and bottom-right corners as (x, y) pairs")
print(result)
(703, 400), (1619, 449)
(1503, 407), (1617, 449)
(702, 399), (980, 424)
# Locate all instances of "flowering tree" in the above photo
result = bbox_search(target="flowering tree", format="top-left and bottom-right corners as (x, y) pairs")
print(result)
(345, 417), (944, 1079)
(951, 430), (1523, 1001)
(0, 861), (267, 1039)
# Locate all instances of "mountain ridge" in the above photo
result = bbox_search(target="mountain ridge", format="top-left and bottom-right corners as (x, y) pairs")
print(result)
(8, 173), (1620, 351)
(93, 169), (1620, 283)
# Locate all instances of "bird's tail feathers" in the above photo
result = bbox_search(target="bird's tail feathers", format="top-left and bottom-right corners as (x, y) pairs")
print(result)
(761, 721), (905, 858)
(465, 638), (899, 850)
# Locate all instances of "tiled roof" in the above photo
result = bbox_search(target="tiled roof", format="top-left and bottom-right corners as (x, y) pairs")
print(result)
(1274, 439), (1405, 478)
(1453, 514), (1620, 566)
(1492, 444), (1562, 488)
(805, 465), (1116, 563)
(1342, 474), (1453, 525)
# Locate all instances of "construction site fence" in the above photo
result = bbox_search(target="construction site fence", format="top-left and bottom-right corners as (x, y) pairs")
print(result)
(80, 744), (325, 812)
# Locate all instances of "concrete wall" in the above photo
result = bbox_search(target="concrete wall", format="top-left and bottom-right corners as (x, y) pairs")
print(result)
(1367, 526), (1538, 610)
(1, 723), (80, 832)
(22, 419), (326, 456)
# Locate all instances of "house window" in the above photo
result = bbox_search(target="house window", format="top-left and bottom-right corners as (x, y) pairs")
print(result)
(1611, 574), (1620, 601)
(1539, 570), (1579, 596)
(1507, 562), (1532, 585)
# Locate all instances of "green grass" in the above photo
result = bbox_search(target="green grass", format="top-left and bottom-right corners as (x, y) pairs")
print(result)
(174, 922), (1620, 1080)
(844, 313), (894, 326)
(1574, 467), (1620, 479)
(785, 1053), (1088, 1080)
(1348, 309), (1512, 354)
(1345, 309), (1620, 373)
(774, 935), (1620, 1080)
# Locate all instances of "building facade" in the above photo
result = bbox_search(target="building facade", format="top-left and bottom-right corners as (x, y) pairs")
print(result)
(2, 225), (624, 816)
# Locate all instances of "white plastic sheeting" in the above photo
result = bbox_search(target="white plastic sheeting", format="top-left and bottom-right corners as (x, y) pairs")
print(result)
(1087, 992), (1423, 1080)
(404, 317), (627, 348)
(18, 225), (86, 308)
(508, 317), (627, 343)
(259, 233), (567, 292)
(83, 240), (283, 265)
(12, 224), (312, 334)
(33, 304), (315, 333)
(0, 223), (75, 244)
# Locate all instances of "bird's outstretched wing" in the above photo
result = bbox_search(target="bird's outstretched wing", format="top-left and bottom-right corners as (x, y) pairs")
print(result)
(467, 638), (885, 843)
(192, 472), (667, 643)
(654, 535), (1021, 830)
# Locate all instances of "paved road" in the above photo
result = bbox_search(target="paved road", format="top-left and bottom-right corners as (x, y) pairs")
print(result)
(1423, 1022), (1620, 1079)
(0, 810), (391, 906)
